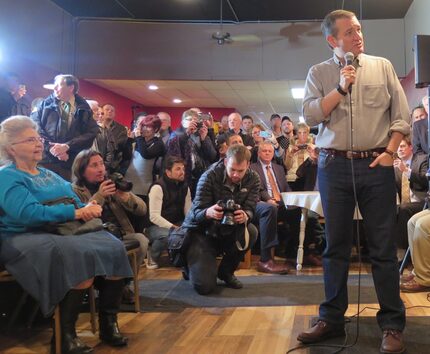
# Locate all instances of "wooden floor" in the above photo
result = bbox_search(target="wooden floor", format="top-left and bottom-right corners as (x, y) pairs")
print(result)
(1, 258), (430, 354)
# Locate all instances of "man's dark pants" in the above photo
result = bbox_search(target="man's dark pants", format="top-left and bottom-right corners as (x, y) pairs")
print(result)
(317, 151), (405, 331)
(186, 223), (257, 295)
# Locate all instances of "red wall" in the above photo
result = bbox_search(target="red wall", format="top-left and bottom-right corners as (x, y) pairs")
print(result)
(400, 68), (427, 110)
(79, 80), (141, 127)
(79, 82), (235, 129)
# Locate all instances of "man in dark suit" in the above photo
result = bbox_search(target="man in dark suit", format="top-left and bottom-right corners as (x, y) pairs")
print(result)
(250, 141), (301, 273)
(412, 98), (429, 155)
(394, 137), (428, 258)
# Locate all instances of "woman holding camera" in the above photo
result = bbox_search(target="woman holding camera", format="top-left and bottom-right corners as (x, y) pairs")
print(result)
(0, 116), (132, 353)
(284, 122), (317, 191)
(72, 149), (149, 283)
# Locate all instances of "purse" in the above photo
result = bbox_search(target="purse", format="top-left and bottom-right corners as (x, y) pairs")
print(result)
(41, 197), (104, 236)
(167, 226), (193, 267)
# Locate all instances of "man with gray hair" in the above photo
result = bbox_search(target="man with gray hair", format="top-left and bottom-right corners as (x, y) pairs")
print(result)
(299, 9), (409, 353)
(31, 74), (99, 180)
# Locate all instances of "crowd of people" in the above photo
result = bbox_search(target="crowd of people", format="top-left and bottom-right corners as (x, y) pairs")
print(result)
(0, 8), (429, 354)
(0, 72), (326, 353)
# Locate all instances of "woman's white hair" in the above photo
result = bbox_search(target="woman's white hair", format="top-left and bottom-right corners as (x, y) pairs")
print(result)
(0, 115), (38, 163)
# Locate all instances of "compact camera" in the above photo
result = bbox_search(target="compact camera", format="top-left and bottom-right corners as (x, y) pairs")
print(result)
(109, 172), (133, 192)
(217, 199), (241, 226)
(196, 112), (213, 129)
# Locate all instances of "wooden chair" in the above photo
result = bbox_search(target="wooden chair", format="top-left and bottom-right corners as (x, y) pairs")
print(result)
(239, 250), (252, 269)
(0, 265), (97, 354)
(122, 239), (141, 312)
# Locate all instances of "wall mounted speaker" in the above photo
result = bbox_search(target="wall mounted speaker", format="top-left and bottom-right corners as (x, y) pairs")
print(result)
(415, 34), (430, 88)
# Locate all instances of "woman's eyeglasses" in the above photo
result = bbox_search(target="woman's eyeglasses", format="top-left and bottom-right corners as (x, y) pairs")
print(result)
(11, 137), (45, 145)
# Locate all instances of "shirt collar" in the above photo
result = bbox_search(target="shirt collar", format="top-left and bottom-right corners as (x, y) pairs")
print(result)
(259, 159), (272, 170)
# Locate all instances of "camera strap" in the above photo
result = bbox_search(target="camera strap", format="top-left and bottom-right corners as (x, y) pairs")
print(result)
(235, 221), (249, 251)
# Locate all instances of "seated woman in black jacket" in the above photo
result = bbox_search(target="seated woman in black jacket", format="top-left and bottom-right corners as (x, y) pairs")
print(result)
(0, 116), (132, 354)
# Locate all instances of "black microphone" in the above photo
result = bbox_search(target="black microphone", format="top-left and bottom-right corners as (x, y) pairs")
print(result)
(344, 52), (354, 92)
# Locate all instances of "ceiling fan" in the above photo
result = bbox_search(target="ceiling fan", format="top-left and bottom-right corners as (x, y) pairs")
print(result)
(279, 22), (322, 43)
(211, 0), (260, 45)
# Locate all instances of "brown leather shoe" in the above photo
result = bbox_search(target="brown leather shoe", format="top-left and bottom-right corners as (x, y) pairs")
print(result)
(380, 329), (405, 353)
(297, 320), (345, 344)
(303, 254), (323, 267)
(257, 259), (289, 274)
(400, 278), (430, 293)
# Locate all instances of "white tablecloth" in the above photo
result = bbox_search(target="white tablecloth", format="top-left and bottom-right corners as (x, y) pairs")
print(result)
(281, 191), (323, 216)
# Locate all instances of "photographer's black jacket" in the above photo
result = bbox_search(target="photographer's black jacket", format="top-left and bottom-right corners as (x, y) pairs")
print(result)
(182, 160), (260, 230)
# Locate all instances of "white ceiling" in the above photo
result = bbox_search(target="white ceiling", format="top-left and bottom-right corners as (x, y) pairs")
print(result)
(86, 79), (306, 120)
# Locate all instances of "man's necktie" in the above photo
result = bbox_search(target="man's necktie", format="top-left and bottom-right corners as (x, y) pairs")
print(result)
(60, 101), (70, 137)
(401, 169), (411, 203)
(266, 165), (281, 202)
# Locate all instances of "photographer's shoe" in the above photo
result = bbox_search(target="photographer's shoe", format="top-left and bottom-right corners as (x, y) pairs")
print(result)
(218, 274), (243, 289)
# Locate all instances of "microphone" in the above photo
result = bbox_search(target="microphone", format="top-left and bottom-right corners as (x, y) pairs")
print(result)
(344, 52), (354, 66)
(344, 52), (354, 93)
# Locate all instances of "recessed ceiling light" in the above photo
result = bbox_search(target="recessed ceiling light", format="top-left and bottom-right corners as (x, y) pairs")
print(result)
(173, 98), (182, 104)
(291, 88), (305, 99)
(43, 83), (55, 90)
(148, 84), (158, 90)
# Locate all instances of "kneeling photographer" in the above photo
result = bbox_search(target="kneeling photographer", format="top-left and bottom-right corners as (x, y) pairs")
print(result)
(71, 149), (149, 302)
(182, 144), (259, 294)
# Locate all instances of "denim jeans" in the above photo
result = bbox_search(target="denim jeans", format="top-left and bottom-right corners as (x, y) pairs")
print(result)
(145, 225), (169, 263)
(317, 150), (405, 331)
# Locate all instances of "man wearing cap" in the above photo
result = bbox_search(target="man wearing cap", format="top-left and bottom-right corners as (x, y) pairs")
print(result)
(298, 9), (409, 353)
(32, 74), (99, 180)
(277, 116), (295, 150)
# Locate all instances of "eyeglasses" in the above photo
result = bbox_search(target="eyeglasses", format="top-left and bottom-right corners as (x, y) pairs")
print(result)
(11, 137), (45, 145)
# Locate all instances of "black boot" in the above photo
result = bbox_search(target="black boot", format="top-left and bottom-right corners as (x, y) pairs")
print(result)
(97, 279), (128, 347)
(51, 289), (93, 354)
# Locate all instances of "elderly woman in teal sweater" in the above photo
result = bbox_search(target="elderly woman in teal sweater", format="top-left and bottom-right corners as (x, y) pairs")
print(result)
(0, 116), (132, 354)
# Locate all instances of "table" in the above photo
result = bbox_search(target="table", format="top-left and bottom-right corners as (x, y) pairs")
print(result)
(281, 191), (362, 271)
(281, 191), (322, 270)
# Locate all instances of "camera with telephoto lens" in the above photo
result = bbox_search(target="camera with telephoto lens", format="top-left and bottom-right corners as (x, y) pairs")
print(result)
(196, 112), (213, 129)
(217, 199), (241, 226)
(109, 172), (133, 192)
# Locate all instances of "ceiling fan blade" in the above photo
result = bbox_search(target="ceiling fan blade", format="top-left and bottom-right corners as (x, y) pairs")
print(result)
(230, 34), (261, 43)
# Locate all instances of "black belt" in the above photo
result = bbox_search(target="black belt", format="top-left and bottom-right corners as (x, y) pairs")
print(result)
(320, 148), (386, 159)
